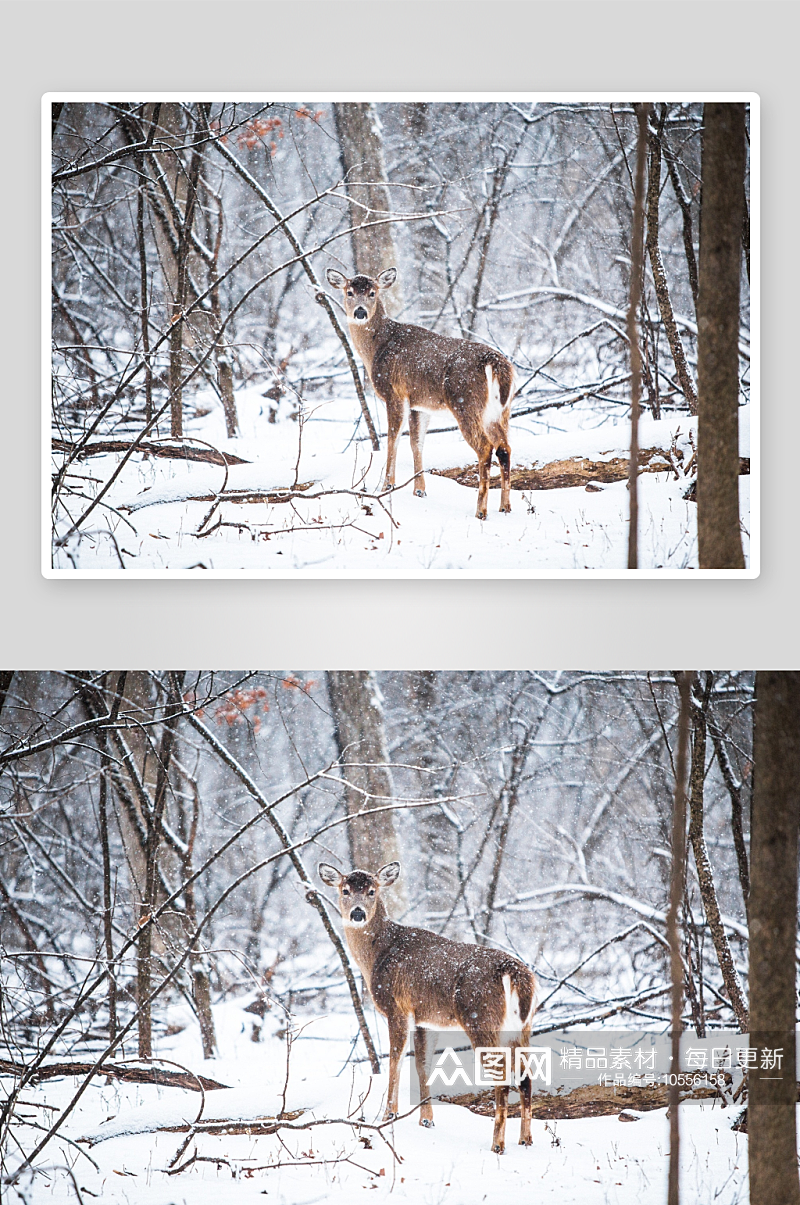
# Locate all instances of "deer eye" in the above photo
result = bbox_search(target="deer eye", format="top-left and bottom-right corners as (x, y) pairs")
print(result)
(342, 888), (350, 896)
(368, 888), (375, 896)
(369, 291), (375, 297)
(347, 290), (354, 297)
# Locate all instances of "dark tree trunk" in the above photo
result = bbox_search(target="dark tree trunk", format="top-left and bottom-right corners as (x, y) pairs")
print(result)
(333, 103), (403, 315)
(326, 671), (406, 911)
(404, 671), (456, 920)
(137, 672), (185, 1060)
(169, 108), (207, 439)
(399, 104), (443, 318)
(748, 672), (800, 1205)
(697, 103), (746, 569)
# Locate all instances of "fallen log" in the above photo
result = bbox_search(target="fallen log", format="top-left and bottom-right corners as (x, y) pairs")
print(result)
(122, 483), (315, 512)
(432, 451), (749, 492)
(52, 439), (250, 467)
(189, 484), (314, 505)
(441, 1080), (720, 1121)
(0, 1057), (229, 1092)
(157, 1111), (305, 1136)
(79, 1110), (306, 1147)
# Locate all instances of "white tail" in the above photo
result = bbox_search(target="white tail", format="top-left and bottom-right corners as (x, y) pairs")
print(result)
(326, 268), (514, 519)
(318, 860), (536, 1153)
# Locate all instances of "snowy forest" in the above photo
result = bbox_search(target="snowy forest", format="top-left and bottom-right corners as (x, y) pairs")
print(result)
(49, 99), (752, 574)
(2, 670), (797, 1205)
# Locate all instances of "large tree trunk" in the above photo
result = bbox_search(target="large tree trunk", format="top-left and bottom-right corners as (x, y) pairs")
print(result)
(399, 104), (443, 319)
(137, 672), (185, 1059)
(326, 671), (406, 911)
(403, 671), (456, 921)
(332, 103), (403, 315)
(697, 103), (746, 569)
(748, 672), (800, 1205)
(168, 110), (206, 439)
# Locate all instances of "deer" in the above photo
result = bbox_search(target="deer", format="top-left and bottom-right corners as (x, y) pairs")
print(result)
(318, 860), (536, 1153)
(326, 267), (515, 520)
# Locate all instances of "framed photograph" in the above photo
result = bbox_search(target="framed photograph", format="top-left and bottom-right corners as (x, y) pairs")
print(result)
(44, 95), (758, 577)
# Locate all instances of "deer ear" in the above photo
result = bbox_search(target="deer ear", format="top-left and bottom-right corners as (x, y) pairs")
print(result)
(318, 863), (343, 887)
(376, 861), (401, 887)
(377, 267), (397, 289)
(326, 268), (347, 290)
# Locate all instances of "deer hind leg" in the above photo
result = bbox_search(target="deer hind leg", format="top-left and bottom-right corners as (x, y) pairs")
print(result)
(514, 1023), (533, 1145)
(469, 1029), (509, 1151)
(382, 396), (406, 491)
(492, 1084), (510, 1153)
(518, 1069), (532, 1145)
(413, 1025), (434, 1127)
(408, 409), (430, 498)
(384, 1010), (409, 1121)
(496, 441), (511, 513)
(476, 441), (493, 520)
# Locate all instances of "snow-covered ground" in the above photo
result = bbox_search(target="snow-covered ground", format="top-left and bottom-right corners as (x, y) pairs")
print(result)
(6, 997), (753, 1205)
(49, 374), (753, 577)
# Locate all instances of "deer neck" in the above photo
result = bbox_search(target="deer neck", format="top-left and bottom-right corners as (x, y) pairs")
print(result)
(343, 898), (395, 981)
(348, 298), (393, 377)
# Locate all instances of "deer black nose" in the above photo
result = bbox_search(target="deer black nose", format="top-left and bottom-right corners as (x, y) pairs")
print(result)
(350, 907), (366, 923)
(353, 306), (368, 321)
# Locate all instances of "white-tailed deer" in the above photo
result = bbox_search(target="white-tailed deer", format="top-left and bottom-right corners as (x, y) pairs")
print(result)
(326, 268), (514, 519)
(318, 861), (536, 1152)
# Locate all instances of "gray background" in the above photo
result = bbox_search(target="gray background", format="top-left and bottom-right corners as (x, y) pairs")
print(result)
(3, 0), (796, 668)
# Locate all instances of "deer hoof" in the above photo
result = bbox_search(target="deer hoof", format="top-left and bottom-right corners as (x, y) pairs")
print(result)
(493, 1143), (505, 1155)
(476, 510), (487, 521)
(500, 504), (511, 513)
(414, 489), (426, 498)
(420, 1118), (434, 1128)
(383, 1112), (398, 1123)
(519, 1135), (532, 1146)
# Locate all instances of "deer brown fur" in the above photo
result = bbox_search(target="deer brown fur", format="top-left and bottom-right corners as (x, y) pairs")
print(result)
(318, 860), (536, 1152)
(326, 268), (514, 519)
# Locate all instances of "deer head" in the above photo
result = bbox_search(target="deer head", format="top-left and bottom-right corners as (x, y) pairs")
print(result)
(318, 861), (401, 927)
(326, 267), (397, 325)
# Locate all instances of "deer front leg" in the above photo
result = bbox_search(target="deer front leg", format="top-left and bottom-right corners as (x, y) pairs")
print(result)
(408, 409), (430, 497)
(383, 1011), (409, 1121)
(492, 1084), (509, 1153)
(382, 398), (404, 492)
(413, 1025), (434, 1127)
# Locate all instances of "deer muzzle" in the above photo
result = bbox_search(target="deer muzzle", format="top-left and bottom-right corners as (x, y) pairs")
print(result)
(349, 906), (367, 924)
(352, 306), (368, 322)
